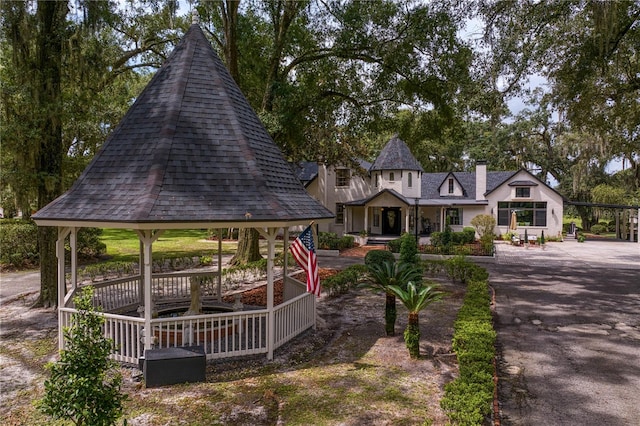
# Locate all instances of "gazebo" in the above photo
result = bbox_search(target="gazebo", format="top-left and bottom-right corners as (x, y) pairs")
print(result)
(32, 22), (333, 365)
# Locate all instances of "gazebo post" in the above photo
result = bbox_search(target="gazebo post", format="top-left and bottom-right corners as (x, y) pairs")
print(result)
(137, 230), (164, 351)
(217, 228), (223, 301)
(256, 227), (279, 360)
(56, 227), (71, 349)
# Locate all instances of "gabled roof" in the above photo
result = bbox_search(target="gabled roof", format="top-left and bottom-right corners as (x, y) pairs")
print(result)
(370, 136), (424, 172)
(436, 172), (467, 197)
(345, 188), (409, 206)
(33, 24), (333, 228)
(422, 171), (516, 201)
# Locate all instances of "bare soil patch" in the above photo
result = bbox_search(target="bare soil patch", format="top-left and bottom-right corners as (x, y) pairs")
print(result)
(0, 266), (464, 425)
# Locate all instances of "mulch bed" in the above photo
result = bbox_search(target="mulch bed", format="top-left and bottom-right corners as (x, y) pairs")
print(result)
(222, 269), (339, 307)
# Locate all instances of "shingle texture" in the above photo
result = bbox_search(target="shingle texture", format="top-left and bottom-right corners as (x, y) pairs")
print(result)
(34, 24), (333, 224)
(370, 136), (423, 172)
(422, 171), (516, 200)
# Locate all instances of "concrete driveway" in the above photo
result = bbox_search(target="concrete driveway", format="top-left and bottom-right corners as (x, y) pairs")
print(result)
(489, 240), (640, 425)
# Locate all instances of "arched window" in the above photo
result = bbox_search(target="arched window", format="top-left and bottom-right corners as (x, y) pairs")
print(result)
(389, 172), (395, 181)
(408, 172), (413, 187)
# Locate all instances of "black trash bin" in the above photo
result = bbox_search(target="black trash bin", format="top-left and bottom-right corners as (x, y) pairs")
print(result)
(142, 346), (206, 388)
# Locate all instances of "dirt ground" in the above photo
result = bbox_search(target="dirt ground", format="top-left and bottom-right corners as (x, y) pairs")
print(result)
(0, 248), (465, 425)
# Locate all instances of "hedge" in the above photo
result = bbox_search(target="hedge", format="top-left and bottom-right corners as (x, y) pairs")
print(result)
(440, 277), (496, 425)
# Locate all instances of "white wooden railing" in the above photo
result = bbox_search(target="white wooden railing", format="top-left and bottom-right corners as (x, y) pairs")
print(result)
(59, 271), (314, 365)
(274, 292), (315, 349)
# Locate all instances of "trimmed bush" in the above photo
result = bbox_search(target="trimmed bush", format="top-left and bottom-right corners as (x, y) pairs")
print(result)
(364, 249), (395, 267)
(323, 264), (368, 297)
(590, 224), (606, 235)
(441, 278), (496, 425)
(0, 219), (39, 268)
(387, 238), (402, 253)
(317, 232), (355, 250)
(399, 232), (419, 265)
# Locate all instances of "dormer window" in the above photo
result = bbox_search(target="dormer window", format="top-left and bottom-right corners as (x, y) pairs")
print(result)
(375, 173), (379, 188)
(389, 172), (395, 181)
(336, 169), (350, 187)
(515, 187), (531, 198)
(408, 172), (413, 188)
(448, 178), (454, 194)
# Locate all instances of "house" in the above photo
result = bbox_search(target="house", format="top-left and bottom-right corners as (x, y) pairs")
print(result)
(297, 135), (565, 240)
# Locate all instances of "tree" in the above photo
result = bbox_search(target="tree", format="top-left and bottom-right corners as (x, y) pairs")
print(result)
(361, 260), (423, 336)
(39, 287), (126, 425)
(197, 0), (473, 264)
(1, 1), (184, 306)
(476, 0), (640, 193)
(388, 281), (443, 359)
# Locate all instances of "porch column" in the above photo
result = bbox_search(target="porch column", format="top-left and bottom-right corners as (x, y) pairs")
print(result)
(344, 206), (349, 234)
(57, 227), (71, 350)
(405, 207), (410, 233)
(364, 206), (369, 233)
(256, 227), (278, 360)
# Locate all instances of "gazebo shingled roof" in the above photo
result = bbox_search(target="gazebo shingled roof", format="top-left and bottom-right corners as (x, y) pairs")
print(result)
(33, 24), (333, 228)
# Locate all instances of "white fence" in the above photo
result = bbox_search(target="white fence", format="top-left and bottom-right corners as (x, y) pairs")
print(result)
(60, 272), (314, 365)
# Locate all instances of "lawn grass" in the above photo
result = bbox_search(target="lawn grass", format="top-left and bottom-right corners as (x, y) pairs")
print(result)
(100, 229), (226, 262)
(100, 228), (284, 264)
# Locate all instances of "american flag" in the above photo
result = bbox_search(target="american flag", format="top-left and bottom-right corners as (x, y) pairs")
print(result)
(289, 225), (320, 296)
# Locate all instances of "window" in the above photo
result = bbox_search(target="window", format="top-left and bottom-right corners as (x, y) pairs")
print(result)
(375, 173), (379, 188)
(389, 172), (395, 181)
(515, 187), (531, 198)
(446, 208), (461, 225)
(408, 172), (413, 188)
(336, 169), (350, 187)
(335, 203), (344, 224)
(373, 212), (380, 227)
(497, 202), (547, 227)
(448, 178), (454, 194)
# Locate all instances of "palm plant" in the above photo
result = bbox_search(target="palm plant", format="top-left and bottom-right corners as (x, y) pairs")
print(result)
(388, 281), (443, 358)
(361, 260), (423, 336)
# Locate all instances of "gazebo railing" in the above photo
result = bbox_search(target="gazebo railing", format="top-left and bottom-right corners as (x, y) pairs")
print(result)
(59, 272), (314, 365)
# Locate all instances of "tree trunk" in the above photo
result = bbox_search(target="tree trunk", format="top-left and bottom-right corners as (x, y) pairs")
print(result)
(229, 228), (262, 266)
(34, 1), (67, 308)
(384, 293), (397, 336)
(405, 312), (420, 359)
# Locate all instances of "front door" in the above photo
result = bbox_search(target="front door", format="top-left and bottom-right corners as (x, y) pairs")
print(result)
(381, 207), (402, 235)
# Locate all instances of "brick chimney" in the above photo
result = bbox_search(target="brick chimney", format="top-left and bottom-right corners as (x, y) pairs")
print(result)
(476, 160), (487, 201)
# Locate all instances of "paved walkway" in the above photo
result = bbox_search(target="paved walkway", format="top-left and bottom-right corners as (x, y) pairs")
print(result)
(494, 238), (640, 269)
(488, 240), (640, 425)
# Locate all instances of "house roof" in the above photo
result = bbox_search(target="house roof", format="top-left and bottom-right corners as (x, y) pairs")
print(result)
(370, 136), (424, 172)
(422, 171), (516, 202)
(293, 158), (373, 187)
(345, 188), (410, 206)
(33, 24), (333, 229)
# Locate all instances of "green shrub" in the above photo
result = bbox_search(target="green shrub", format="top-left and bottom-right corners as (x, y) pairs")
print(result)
(317, 232), (355, 250)
(323, 264), (368, 297)
(364, 249), (395, 267)
(441, 278), (495, 426)
(429, 231), (442, 247)
(470, 214), (496, 239)
(462, 227), (476, 244)
(39, 287), (126, 425)
(74, 228), (107, 259)
(387, 238), (402, 253)
(590, 224), (606, 235)
(399, 232), (419, 265)
(0, 219), (39, 268)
